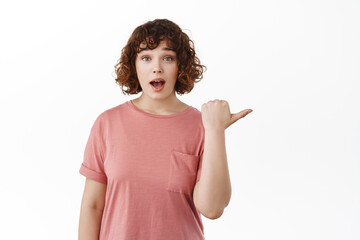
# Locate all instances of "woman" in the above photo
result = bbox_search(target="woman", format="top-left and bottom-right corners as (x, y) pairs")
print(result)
(78, 18), (252, 240)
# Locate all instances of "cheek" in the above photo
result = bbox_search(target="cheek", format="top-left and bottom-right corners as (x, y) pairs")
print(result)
(135, 62), (146, 76)
(134, 63), (145, 82)
(171, 65), (179, 77)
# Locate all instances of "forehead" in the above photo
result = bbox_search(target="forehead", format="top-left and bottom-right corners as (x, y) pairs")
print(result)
(138, 40), (176, 53)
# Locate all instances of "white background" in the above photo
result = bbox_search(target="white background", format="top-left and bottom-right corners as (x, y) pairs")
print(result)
(0, 0), (359, 239)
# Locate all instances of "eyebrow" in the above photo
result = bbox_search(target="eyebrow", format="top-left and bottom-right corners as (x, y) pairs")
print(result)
(162, 47), (175, 51)
(138, 47), (175, 53)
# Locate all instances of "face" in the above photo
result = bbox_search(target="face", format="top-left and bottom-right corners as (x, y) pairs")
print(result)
(135, 40), (178, 100)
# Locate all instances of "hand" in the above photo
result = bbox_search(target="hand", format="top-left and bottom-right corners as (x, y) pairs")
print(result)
(201, 99), (253, 131)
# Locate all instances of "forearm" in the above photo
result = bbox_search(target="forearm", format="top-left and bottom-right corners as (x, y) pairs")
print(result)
(78, 206), (104, 240)
(194, 128), (232, 217)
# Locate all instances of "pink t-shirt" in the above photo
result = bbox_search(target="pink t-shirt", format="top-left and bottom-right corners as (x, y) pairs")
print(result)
(79, 100), (205, 240)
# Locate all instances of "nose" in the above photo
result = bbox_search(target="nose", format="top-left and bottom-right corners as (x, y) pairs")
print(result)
(153, 68), (162, 73)
(152, 60), (163, 73)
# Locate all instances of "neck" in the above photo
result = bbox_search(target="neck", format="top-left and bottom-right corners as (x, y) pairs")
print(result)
(132, 93), (183, 114)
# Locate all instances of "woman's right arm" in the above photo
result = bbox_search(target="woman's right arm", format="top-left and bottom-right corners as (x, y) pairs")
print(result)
(78, 178), (107, 240)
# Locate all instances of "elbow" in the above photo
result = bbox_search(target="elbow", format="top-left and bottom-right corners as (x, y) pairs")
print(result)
(204, 196), (231, 219)
(196, 198), (230, 220)
(202, 208), (224, 220)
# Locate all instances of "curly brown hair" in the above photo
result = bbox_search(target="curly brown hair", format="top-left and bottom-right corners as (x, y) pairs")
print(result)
(114, 18), (207, 95)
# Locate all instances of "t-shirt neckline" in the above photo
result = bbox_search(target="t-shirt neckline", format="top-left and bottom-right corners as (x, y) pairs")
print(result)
(126, 100), (194, 119)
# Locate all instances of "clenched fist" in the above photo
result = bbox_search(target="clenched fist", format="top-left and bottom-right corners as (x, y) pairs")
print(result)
(201, 99), (253, 131)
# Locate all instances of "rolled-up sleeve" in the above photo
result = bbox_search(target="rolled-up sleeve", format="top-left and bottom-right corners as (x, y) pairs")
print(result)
(79, 114), (107, 184)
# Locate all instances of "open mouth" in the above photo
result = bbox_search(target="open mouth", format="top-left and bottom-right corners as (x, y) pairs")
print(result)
(150, 80), (165, 88)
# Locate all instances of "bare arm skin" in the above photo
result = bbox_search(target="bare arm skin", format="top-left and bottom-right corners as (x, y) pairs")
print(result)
(193, 100), (253, 219)
(193, 128), (231, 219)
(78, 178), (107, 240)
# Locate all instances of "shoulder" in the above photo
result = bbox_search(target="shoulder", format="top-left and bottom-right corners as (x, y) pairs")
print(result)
(187, 106), (204, 131)
(89, 103), (126, 132)
(189, 105), (202, 119)
(96, 102), (127, 121)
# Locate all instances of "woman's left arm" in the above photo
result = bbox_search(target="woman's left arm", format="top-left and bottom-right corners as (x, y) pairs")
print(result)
(193, 99), (253, 219)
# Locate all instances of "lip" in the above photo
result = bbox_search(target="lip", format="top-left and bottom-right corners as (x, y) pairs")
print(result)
(150, 78), (166, 83)
(149, 78), (166, 92)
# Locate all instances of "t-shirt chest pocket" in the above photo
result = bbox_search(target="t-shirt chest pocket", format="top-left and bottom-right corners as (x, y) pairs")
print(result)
(166, 149), (199, 195)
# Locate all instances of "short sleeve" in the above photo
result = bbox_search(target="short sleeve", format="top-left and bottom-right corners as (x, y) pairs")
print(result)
(79, 114), (107, 184)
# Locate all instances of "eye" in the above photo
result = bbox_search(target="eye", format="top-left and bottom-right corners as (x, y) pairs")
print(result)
(141, 56), (150, 61)
(164, 56), (174, 61)
(140, 56), (175, 62)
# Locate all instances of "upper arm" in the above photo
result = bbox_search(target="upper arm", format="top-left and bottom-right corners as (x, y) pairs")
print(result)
(80, 178), (107, 211)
